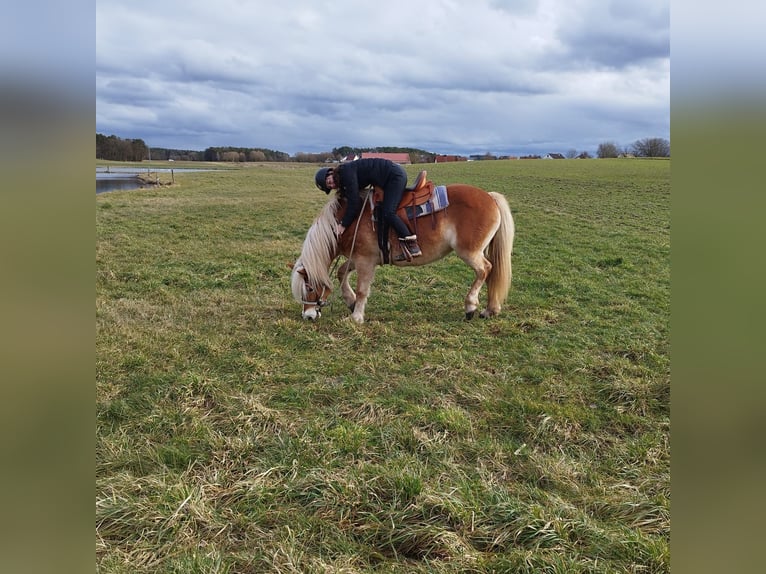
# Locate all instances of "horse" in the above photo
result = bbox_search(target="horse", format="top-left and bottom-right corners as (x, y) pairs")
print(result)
(291, 181), (515, 324)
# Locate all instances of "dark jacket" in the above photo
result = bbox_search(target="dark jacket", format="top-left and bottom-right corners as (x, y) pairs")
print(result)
(337, 159), (405, 228)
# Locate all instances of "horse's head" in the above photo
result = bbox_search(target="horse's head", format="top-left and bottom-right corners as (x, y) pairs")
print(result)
(290, 261), (332, 320)
(290, 198), (341, 321)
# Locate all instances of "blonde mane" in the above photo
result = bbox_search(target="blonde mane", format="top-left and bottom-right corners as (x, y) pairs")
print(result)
(291, 197), (340, 302)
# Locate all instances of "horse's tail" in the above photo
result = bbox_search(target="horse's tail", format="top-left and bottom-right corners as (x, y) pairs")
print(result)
(486, 192), (515, 314)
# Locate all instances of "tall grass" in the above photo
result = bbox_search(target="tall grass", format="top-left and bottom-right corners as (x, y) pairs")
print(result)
(97, 159), (669, 572)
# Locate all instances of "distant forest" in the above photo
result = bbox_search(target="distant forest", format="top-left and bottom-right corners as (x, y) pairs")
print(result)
(96, 134), (437, 163)
(97, 133), (670, 162)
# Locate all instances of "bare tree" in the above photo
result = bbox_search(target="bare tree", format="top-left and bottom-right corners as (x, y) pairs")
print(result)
(597, 141), (620, 158)
(565, 148), (578, 159)
(631, 137), (670, 157)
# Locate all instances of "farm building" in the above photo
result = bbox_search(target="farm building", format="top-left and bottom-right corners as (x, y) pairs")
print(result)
(360, 152), (411, 164)
(544, 153), (566, 159)
(434, 155), (467, 163)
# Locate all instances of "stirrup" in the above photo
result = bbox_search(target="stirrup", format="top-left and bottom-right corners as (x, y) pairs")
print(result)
(395, 235), (421, 261)
(403, 235), (422, 257)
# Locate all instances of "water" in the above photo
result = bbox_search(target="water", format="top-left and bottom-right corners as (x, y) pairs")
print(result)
(96, 176), (145, 194)
(96, 167), (217, 194)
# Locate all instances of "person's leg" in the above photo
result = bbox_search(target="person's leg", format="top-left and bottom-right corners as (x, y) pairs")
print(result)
(380, 167), (411, 237)
(381, 166), (421, 258)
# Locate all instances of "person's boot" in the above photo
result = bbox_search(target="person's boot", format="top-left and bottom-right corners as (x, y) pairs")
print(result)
(401, 235), (422, 257)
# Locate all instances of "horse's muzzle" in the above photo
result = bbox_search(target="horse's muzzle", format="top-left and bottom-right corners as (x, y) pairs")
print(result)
(302, 307), (321, 321)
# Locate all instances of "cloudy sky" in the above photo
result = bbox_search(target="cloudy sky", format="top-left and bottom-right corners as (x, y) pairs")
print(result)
(96, 0), (670, 157)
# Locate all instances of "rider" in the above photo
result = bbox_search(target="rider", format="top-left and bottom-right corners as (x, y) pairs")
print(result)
(314, 158), (422, 258)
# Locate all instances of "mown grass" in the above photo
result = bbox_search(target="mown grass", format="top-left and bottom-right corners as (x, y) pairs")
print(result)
(97, 159), (669, 573)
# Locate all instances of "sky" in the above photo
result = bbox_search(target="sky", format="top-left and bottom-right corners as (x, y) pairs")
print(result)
(96, 0), (671, 157)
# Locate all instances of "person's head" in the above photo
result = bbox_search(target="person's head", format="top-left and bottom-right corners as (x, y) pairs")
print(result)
(314, 167), (335, 194)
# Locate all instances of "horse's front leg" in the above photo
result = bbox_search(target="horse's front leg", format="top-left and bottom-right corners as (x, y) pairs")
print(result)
(337, 260), (357, 311)
(350, 263), (376, 324)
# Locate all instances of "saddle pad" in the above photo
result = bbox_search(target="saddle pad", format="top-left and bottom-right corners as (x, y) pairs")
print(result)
(404, 185), (449, 220)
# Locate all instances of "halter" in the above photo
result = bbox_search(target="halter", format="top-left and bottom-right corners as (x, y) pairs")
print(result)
(300, 279), (330, 308)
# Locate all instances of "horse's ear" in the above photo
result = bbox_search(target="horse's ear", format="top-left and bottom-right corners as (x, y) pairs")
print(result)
(286, 261), (295, 269)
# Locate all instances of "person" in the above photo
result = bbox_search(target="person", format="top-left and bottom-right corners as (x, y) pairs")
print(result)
(315, 158), (421, 258)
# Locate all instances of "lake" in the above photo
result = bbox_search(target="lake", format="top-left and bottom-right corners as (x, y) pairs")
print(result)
(96, 167), (217, 194)
(96, 176), (146, 194)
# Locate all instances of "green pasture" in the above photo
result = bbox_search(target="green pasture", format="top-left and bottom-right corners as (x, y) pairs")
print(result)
(97, 159), (670, 573)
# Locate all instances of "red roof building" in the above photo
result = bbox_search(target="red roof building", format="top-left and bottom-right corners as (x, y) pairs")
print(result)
(434, 154), (467, 163)
(360, 152), (411, 164)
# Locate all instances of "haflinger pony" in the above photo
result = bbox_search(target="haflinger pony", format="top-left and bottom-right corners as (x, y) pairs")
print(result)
(291, 173), (514, 324)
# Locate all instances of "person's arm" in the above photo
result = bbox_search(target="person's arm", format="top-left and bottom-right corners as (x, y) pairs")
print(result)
(340, 167), (362, 228)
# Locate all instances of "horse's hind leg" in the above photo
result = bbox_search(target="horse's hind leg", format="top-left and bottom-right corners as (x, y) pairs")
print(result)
(459, 251), (492, 320)
(337, 260), (357, 311)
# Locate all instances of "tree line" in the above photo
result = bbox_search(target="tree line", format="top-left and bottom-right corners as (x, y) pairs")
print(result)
(96, 134), (149, 162)
(97, 133), (669, 163)
(96, 135), (437, 164)
(596, 138), (670, 158)
(96, 134), (291, 163)
(292, 146), (435, 164)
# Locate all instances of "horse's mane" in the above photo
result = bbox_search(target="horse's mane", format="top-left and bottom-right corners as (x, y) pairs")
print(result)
(291, 197), (340, 301)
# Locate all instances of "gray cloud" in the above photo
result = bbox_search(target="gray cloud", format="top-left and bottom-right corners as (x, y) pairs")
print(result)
(96, 0), (670, 156)
(556, 1), (670, 68)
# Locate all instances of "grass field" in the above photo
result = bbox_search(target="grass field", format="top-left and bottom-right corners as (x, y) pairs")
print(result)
(96, 158), (669, 573)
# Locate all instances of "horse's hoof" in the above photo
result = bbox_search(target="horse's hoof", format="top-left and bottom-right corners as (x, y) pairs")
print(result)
(465, 311), (475, 320)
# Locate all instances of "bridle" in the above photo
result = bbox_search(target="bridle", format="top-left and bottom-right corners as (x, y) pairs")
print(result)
(300, 278), (330, 308)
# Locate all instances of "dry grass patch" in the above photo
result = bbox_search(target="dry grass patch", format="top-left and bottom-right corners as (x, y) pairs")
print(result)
(98, 160), (669, 573)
